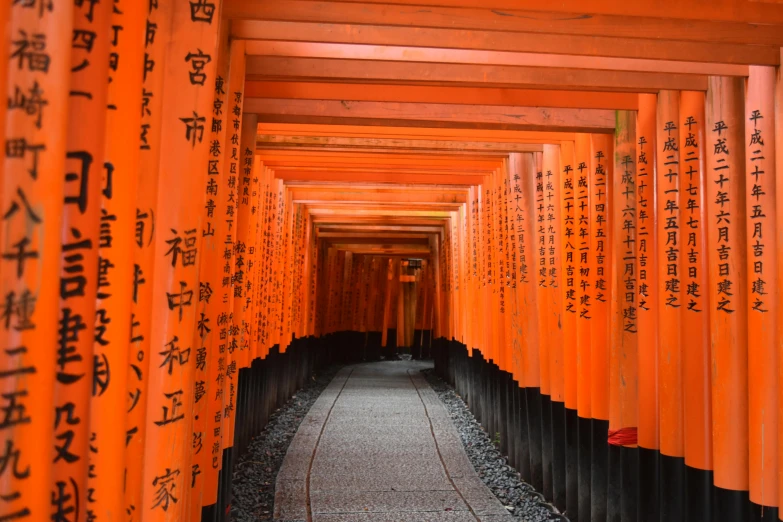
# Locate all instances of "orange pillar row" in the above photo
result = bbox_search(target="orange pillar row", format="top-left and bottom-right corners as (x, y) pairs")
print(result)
(745, 65), (778, 516)
(235, 112), (257, 365)
(705, 76), (749, 521)
(140, 1), (221, 519)
(656, 89), (685, 521)
(127, 0), (173, 519)
(635, 93), (660, 521)
(2, 3), (72, 520)
(52, 0), (111, 518)
(777, 49), (783, 522)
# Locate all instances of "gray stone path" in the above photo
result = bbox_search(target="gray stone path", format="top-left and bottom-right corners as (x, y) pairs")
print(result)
(274, 361), (514, 522)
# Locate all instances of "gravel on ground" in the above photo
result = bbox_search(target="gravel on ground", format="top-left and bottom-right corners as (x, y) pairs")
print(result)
(230, 364), (343, 522)
(422, 368), (567, 522)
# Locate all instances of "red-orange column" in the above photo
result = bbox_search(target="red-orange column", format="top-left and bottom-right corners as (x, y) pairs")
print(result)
(543, 145), (564, 406)
(705, 76), (749, 519)
(559, 142), (577, 415)
(51, 0), (111, 518)
(656, 90), (685, 520)
(777, 50), (783, 522)
(590, 132), (612, 521)
(91, 2), (145, 520)
(679, 90), (713, 519)
(610, 110), (639, 522)
(126, 1), (172, 518)
(141, 1), (221, 518)
(745, 66), (778, 515)
(2, 3), (72, 520)
(192, 24), (231, 514)
(635, 95), (660, 517)
(235, 112), (256, 365)
(505, 158), (523, 384)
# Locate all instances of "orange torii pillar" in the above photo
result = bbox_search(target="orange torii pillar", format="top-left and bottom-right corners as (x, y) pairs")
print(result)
(2, 3), (71, 520)
(52, 0), (111, 519)
(574, 134), (594, 522)
(680, 91), (714, 521)
(140, 2), (220, 520)
(656, 90), (685, 522)
(706, 76), (749, 522)
(127, 1), (173, 520)
(91, 2), (145, 520)
(745, 66), (779, 521)
(609, 110), (639, 522)
(635, 93), (661, 522)
(777, 50), (783, 522)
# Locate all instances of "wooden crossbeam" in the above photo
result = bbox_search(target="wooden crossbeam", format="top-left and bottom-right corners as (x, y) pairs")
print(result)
(258, 134), (544, 153)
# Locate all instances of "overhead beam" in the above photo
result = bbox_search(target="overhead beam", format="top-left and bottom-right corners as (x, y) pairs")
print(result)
(244, 41), (748, 77)
(246, 99), (616, 133)
(246, 81), (639, 111)
(223, 1), (783, 47)
(258, 134), (544, 153)
(245, 57), (708, 92)
(232, 20), (779, 66)
(275, 170), (485, 185)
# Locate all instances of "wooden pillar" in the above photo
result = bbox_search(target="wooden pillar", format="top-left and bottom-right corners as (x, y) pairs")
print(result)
(140, 1), (221, 518)
(635, 93), (661, 522)
(656, 89), (685, 521)
(776, 48), (783, 522)
(679, 90), (714, 521)
(2, 2), (72, 519)
(52, 0), (111, 517)
(590, 133), (613, 522)
(235, 111), (257, 365)
(574, 133), (593, 522)
(610, 110), (639, 522)
(705, 75), (749, 522)
(745, 65), (778, 518)
(126, 1), (173, 518)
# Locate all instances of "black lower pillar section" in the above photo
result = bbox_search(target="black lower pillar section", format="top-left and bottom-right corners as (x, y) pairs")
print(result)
(749, 502), (779, 522)
(620, 447), (639, 522)
(659, 454), (685, 522)
(541, 394), (553, 501)
(607, 444), (622, 522)
(517, 385), (532, 483)
(714, 486), (749, 522)
(565, 407), (579, 521)
(526, 387), (544, 493)
(685, 465), (713, 522)
(638, 447), (660, 522)
(551, 400), (567, 512)
(591, 418), (609, 522)
(577, 415), (592, 522)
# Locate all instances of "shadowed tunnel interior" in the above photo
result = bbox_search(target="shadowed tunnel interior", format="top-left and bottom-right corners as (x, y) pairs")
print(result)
(3, 1), (783, 522)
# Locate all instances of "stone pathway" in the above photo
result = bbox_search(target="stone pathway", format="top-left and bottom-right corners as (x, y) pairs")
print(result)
(274, 360), (514, 522)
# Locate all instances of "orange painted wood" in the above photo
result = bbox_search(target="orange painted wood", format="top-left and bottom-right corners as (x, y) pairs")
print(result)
(745, 65), (778, 508)
(51, 0), (111, 516)
(543, 145), (564, 404)
(223, 0), (783, 47)
(231, 20), (780, 66)
(656, 90), (684, 461)
(558, 142), (578, 411)
(247, 99), (617, 133)
(90, 1), (145, 519)
(610, 111), (638, 440)
(2, 3), (72, 519)
(235, 111), (257, 365)
(679, 91), (713, 473)
(533, 152), (550, 398)
(126, 0), (173, 516)
(246, 57), (708, 94)
(635, 94), (659, 452)
(199, 26), (233, 509)
(574, 135), (593, 420)
(705, 75), (749, 493)
(777, 50), (783, 522)
(505, 158), (523, 383)
(589, 133), (613, 423)
(247, 81), (638, 111)
(140, 1), (221, 518)
(246, 41), (748, 78)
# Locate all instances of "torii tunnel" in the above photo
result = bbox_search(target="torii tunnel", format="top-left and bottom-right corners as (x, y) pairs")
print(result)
(2, 1), (783, 521)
